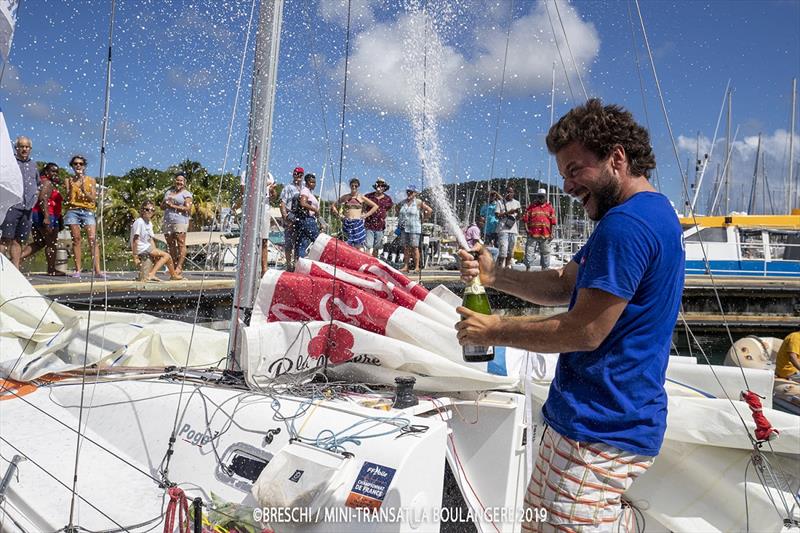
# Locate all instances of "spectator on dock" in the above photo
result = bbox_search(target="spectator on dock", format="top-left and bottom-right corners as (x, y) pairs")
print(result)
(521, 188), (557, 270)
(333, 178), (378, 251)
(260, 173), (277, 277)
(495, 186), (521, 268)
(457, 99), (684, 531)
(21, 163), (64, 275)
(396, 184), (432, 273)
(161, 173), (193, 276)
(131, 200), (183, 282)
(64, 155), (104, 279)
(280, 166), (304, 271)
(0, 136), (38, 269)
(775, 331), (800, 382)
(464, 216), (483, 249)
(364, 177), (393, 257)
(293, 173), (320, 259)
(479, 190), (499, 247)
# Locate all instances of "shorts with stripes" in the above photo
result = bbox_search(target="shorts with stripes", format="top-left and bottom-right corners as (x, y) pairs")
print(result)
(523, 426), (654, 532)
(343, 217), (367, 246)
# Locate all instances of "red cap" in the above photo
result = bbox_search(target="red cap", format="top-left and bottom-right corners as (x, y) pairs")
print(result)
(293, 166), (304, 174)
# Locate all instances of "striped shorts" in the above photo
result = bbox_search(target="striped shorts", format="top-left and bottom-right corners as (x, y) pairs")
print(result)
(343, 217), (367, 246)
(523, 427), (654, 532)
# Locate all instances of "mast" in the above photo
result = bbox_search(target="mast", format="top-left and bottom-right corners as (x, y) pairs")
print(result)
(789, 77), (796, 212)
(724, 89), (732, 214)
(228, 0), (284, 366)
(747, 133), (761, 214)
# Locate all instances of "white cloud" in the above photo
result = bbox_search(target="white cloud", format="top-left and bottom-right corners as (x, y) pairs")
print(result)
(165, 67), (213, 89)
(328, 0), (600, 118)
(342, 11), (467, 117)
(471, 0), (600, 94)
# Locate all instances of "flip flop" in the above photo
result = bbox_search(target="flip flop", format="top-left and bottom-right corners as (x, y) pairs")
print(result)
(144, 277), (162, 283)
(169, 275), (185, 281)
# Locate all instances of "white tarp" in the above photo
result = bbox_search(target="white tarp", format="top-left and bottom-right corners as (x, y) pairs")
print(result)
(0, 255), (227, 381)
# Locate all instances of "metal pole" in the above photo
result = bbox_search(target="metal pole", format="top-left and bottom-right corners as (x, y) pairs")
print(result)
(228, 0), (284, 367)
(724, 89), (732, 214)
(789, 77), (796, 212)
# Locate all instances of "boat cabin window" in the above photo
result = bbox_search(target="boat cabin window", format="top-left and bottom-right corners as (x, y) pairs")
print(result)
(685, 227), (727, 243)
(740, 230), (765, 259)
(767, 231), (800, 261)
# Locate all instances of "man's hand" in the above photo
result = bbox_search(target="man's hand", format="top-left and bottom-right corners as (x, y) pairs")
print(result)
(455, 307), (501, 346)
(457, 246), (496, 287)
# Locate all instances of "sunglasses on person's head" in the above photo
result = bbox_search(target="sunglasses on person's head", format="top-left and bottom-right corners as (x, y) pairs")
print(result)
(143, 207), (155, 212)
(71, 162), (86, 167)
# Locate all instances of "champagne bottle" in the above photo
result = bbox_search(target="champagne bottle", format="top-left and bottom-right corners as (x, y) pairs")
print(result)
(461, 264), (495, 363)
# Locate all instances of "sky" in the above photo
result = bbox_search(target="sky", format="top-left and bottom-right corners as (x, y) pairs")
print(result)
(2, 0), (799, 214)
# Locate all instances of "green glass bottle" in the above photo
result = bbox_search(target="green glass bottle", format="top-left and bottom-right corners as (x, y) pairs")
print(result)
(462, 275), (495, 363)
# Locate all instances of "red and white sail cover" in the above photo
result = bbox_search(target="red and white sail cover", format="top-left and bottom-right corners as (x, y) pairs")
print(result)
(307, 233), (459, 322)
(245, 235), (517, 392)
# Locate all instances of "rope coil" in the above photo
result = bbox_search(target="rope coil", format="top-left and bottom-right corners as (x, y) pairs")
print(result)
(164, 486), (190, 533)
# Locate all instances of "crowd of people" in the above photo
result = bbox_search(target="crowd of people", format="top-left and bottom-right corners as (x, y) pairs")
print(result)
(0, 136), (193, 281)
(274, 168), (437, 273)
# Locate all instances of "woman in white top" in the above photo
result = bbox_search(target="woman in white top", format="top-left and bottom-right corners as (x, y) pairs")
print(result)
(161, 173), (193, 276)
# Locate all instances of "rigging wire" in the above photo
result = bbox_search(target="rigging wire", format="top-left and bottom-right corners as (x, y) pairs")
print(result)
(158, 0), (259, 487)
(543, 0), (575, 104)
(633, 1), (798, 524)
(624, 0), (661, 193)
(67, 1), (116, 527)
(551, 0), (589, 101)
(320, 0), (354, 375)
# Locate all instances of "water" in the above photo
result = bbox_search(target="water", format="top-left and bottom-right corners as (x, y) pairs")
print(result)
(402, 1), (469, 251)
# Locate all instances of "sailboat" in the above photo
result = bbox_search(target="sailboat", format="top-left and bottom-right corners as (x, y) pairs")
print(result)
(1, 2), (799, 533)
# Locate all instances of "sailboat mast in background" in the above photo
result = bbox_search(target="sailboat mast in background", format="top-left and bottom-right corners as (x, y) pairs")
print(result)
(228, 0), (284, 366)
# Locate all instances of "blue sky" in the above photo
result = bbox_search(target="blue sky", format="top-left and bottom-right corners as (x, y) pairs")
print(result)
(2, 0), (798, 213)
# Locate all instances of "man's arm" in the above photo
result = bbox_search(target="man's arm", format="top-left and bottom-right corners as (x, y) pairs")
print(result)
(38, 181), (53, 229)
(131, 234), (141, 265)
(459, 247), (576, 306)
(456, 287), (627, 353)
(789, 351), (800, 372)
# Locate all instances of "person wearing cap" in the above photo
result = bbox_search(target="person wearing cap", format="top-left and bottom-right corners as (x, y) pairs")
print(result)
(332, 178), (378, 250)
(280, 166), (305, 271)
(396, 184), (432, 273)
(364, 177), (394, 257)
(495, 186), (521, 268)
(521, 188), (557, 270)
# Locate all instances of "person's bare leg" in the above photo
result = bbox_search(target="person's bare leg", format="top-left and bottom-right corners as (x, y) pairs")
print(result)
(413, 247), (422, 272)
(149, 250), (177, 278)
(165, 233), (178, 268)
(7, 240), (21, 268)
(261, 239), (269, 277)
(69, 225), (82, 272)
(86, 225), (102, 274)
(400, 245), (411, 271)
(44, 230), (58, 272)
(21, 229), (45, 260)
(176, 232), (187, 274)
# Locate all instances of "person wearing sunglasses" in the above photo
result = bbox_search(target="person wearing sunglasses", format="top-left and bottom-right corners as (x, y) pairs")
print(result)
(364, 177), (394, 257)
(131, 200), (183, 282)
(64, 155), (104, 279)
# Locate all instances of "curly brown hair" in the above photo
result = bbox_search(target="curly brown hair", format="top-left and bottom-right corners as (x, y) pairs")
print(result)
(546, 98), (656, 179)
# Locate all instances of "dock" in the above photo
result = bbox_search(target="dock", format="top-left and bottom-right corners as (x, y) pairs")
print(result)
(29, 271), (799, 336)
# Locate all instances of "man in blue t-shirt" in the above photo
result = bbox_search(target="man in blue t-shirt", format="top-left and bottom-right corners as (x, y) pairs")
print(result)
(456, 99), (684, 531)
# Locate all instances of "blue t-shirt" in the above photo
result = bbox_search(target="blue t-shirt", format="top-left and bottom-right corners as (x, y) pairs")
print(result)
(542, 192), (685, 456)
(480, 202), (498, 234)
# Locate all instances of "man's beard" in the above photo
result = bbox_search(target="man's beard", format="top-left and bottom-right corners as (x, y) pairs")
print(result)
(590, 170), (622, 221)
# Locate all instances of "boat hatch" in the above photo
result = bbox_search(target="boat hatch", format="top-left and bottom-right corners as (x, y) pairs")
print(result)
(217, 443), (272, 487)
